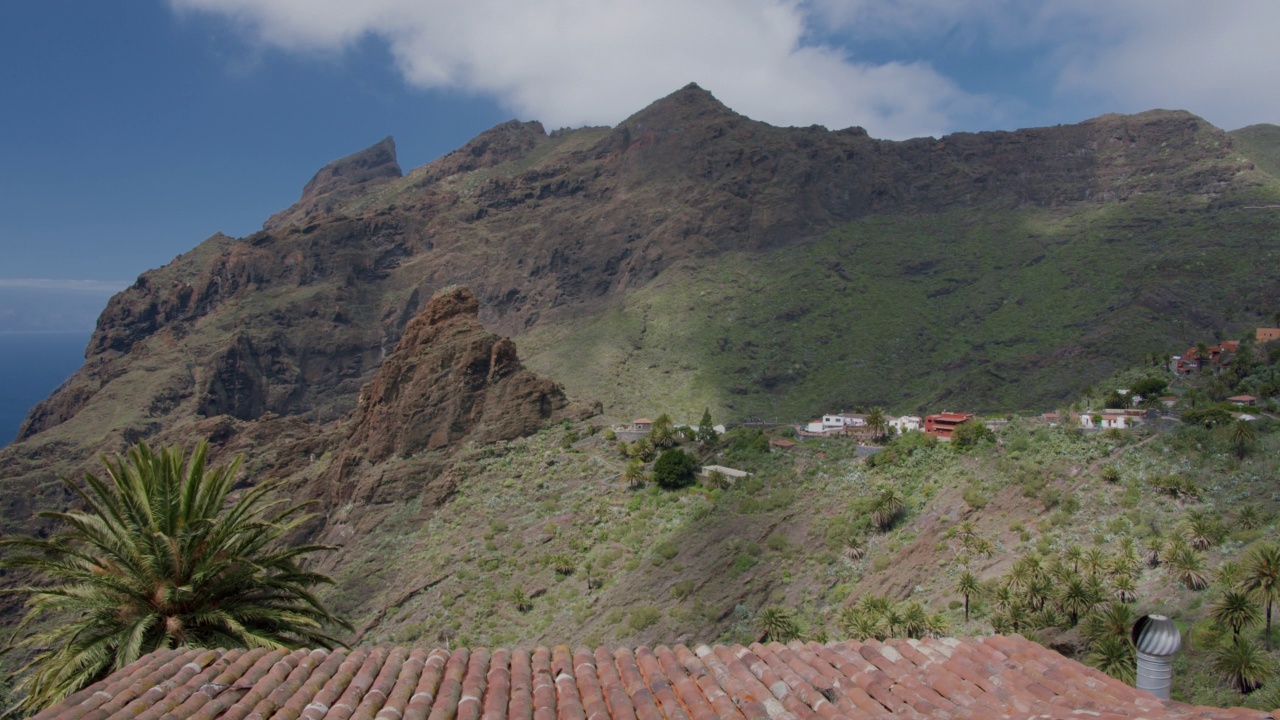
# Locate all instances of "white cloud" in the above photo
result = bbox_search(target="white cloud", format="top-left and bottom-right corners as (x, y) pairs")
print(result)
(809, 0), (1280, 130)
(170, 0), (1280, 138)
(0, 279), (129, 293)
(169, 0), (984, 139)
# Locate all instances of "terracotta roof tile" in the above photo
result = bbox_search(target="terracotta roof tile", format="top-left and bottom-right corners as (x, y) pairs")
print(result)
(35, 636), (1269, 720)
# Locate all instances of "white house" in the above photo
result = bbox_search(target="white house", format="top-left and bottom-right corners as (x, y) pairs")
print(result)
(823, 413), (867, 428)
(1078, 410), (1141, 430)
(889, 415), (922, 433)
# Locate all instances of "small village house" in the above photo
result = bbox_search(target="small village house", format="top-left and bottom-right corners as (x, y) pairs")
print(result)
(1258, 327), (1280, 343)
(632, 418), (652, 432)
(924, 412), (975, 440)
(889, 415), (922, 433)
(1228, 395), (1257, 406)
(769, 438), (796, 450)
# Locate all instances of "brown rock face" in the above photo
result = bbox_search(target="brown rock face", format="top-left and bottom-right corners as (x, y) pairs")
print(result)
(342, 286), (567, 463)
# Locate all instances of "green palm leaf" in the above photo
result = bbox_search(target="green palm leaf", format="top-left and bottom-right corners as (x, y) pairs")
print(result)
(0, 441), (350, 714)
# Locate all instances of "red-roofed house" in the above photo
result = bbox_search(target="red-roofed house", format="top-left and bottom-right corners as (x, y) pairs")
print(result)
(924, 412), (975, 440)
(632, 418), (652, 431)
(1229, 395), (1257, 406)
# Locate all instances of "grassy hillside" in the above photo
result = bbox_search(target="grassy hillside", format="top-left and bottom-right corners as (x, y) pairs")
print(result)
(295, 397), (1280, 708)
(1232, 124), (1280, 179)
(522, 191), (1280, 423)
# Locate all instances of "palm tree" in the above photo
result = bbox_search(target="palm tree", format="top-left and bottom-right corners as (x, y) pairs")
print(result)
(870, 487), (905, 530)
(649, 414), (677, 448)
(1057, 575), (1094, 626)
(0, 442), (348, 713)
(1243, 544), (1280, 650)
(755, 606), (800, 642)
(623, 458), (647, 489)
(1112, 574), (1138, 604)
(866, 407), (888, 442)
(1144, 536), (1165, 568)
(1063, 544), (1084, 574)
(1213, 638), (1276, 694)
(1238, 504), (1263, 530)
(1168, 546), (1210, 591)
(1184, 511), (1221, 551)
(1212, 590), (1262, 641)
(1082, 548), (1109, 578)
(1229, 419), (1257, 460)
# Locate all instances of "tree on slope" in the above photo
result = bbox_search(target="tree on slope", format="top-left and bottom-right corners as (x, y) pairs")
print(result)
(1244, 544), (1280, 650)
(0, 441), (349, 713)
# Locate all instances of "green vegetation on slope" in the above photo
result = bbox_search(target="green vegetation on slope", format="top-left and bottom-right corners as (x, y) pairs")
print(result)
(1232, 124), (1280, 180)
(522, 193), (1280, 422)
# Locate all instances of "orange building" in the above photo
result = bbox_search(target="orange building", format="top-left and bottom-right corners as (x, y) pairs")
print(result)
(924, 412), (975, 440)
(1259, 328), (1280, 343)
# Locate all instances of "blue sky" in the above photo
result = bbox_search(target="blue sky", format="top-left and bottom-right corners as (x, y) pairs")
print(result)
(2, 0), (1278, 303)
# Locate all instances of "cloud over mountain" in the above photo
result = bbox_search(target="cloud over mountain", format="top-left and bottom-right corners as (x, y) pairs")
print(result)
(171, 0), (1280, 137)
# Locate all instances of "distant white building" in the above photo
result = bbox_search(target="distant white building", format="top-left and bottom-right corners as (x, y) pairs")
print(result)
(1078, 410), (1144, 430)
(889, 415), (921, 433)
(823, 413), (867, 428)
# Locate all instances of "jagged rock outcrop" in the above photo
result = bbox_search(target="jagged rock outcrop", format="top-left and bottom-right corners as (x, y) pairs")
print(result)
(342, 286), (567, 463)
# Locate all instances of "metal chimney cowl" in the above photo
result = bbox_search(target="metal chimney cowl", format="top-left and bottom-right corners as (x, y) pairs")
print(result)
(1132, 614), (1182, 700)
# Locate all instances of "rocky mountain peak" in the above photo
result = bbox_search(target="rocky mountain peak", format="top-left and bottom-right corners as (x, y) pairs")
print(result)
(619, 82), (738, 130)
(299, 136), (402, 204)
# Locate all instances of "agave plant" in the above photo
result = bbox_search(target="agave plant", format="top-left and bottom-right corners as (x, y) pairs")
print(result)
(0, 441), (349, 714)
(843, 534), (867, 560)
(755, 606), (800, 643)
(1087, 636), (1136, 685)
(837, 605), (883, 641)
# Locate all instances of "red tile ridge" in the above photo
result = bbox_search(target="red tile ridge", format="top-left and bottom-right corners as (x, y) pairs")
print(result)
(592, 647), (635, 720)
(571, 647), (608, 720)
(733, 644), (813, 720)
(130, 648), (225, 720)
(429, 648), (470, 720)
(247, 648), (328, 720)
(151, 648), (250, 720)
(653, 645), (717, 720)
(303, 648), (368, 720)
(221, 649), (308, 720)
(508, 647), (535, 720)
(611, 647), (663, 720)
(633, 646), (689, 720)
(694, 645), (772, 720)
(483, 648), (513, 720)
(376, 649), (430, 720)
(551, 645), (586, 720)
(676, 646), (744, 720)
(331, 647), (389, 720)
(710, 644), (791, 720)
(531, 647), (557, 720)
(749, 643), (838, 720)
(88, 648), (206, 720)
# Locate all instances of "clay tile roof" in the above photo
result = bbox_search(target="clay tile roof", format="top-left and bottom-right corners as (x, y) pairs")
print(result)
(35, 637), (1265, 720)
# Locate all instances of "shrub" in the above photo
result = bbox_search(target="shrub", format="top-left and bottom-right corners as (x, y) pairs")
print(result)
(653, 449), (698, 489)
(766, 533), (791, 552)
(654, 540), (679, 561)
(671, 580), (695, 599)
(629, 606), (661, 631)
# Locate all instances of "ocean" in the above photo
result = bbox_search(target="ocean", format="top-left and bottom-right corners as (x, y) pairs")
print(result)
(0, 332), (90, 447)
